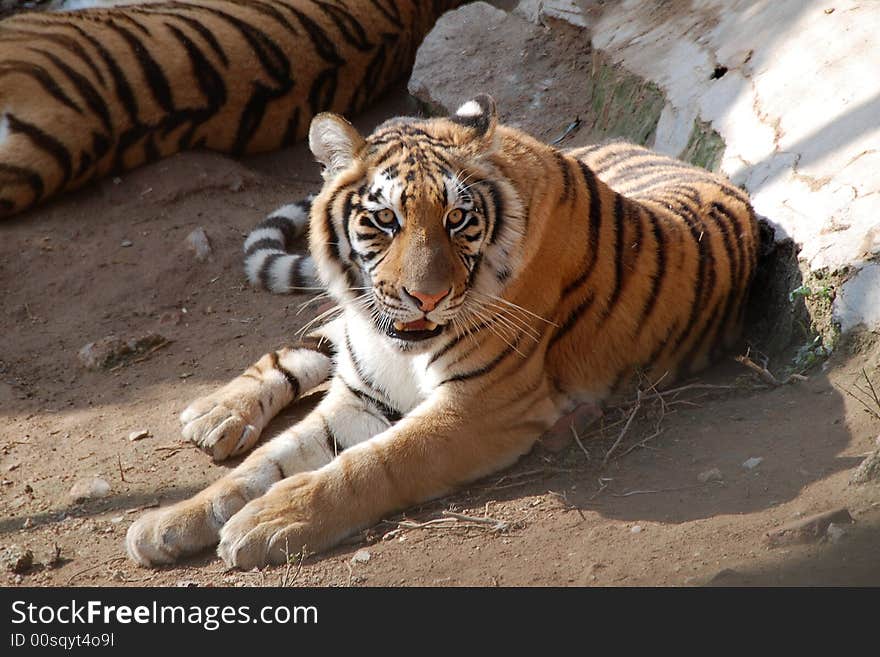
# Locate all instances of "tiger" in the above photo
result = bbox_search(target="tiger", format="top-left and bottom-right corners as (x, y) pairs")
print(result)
(126, 94), (759, 569)
(0, 0), (463, 217)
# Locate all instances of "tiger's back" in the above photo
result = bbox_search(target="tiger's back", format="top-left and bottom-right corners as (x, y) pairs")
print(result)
(541, 139), (758, 401)
(0, 0), (462, 217)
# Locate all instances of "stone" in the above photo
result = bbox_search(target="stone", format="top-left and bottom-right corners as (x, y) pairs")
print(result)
(185, 227), (213, 262)
(78, 333), (168, 371)
(2, 545), (33, 574)
(698, 467), (723, 483)
(826, 523), (847, 543)
(742, 457), (763, 470)
(69, 477), (111, 502)
(765, 508), (854, 547)
(850, 448), (880, 485)
(128, 429), (151, 442)
(351, 549), (371, 564)
(409, 2), (663, 148)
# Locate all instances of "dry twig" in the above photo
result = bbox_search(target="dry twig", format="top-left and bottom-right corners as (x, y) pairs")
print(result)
(842, 368), (880, 421)
(66, 557), (127, 585)
(735, 349), (807, 386)
(603, 389), (642, 465)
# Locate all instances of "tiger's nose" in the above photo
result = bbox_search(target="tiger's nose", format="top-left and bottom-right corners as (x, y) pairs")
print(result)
(403, 287), (451, 312)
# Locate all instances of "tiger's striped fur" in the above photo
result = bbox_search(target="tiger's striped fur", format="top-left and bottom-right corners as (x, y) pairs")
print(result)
(127, 95), (759, 569)
(0, 0), (462, 217)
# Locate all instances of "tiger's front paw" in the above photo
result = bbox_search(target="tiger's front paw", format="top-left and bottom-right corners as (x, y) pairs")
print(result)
(127, 483), (251, 567)
(218, 473), (340, 570)
(126, 504), (214, 567)
(181, 395), (262, 462)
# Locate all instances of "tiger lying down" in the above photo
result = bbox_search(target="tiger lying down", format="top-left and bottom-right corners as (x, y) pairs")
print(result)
(127, 95), (759, 569)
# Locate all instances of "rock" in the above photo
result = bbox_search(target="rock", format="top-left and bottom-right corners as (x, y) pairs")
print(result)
(742, 457), (764, 470)
(2, 545), (34, 574)
(630, 525), (643, 534)
(698, 467), (723, 483)
(765, 508), (854, 547)
(6, 462), (20, 472)
(826, 522), (847, 543)
(69, 477), (111, 502)
(707, 568), (744, 585)
(176, 580), (199, 587)
(120, 239), (133, 247)
(409, 3), (603, 143)
(22, 518), (33, 529)
(351, 549), (371, 564)
(128, 429), (151, 442)
(185, 227), (213, 262)
(850, 448), (880, 485)
(78, 333), (169, 371)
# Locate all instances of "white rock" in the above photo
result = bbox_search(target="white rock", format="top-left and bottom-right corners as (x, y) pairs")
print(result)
(128, 429), (151, 442)
(185, 227), (213, 262)
(69, 477), (111, 502)
(630, 525), (643, 534)
(742, 457), (764, 470)
(351, 549), (371, 563)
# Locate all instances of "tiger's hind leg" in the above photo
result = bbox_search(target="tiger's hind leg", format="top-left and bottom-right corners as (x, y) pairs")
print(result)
(243, 197), (321, 294)
(128, 377), (393, 566)
(181, 335), (334, 461)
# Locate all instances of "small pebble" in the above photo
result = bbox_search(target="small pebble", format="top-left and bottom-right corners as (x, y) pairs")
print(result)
(630, 525), (643, 534)
(826, 523), (847, 543)
(128, 429), (151, 442)
(742, 457), (764, 470)
(185, 227), (213, 262)
(6, 462), (20, 472)
(120, 239), (133, 247)
(22, 518), (33, 529)
(351, 549), (371, 563)
(698, 467), (723, 483)
(69, 477), (111, 502)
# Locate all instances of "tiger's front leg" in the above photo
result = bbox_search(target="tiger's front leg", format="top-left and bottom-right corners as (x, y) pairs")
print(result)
(216, 384), (559, 569)
(180, 338), (333, 461)
(126, 379), (392, 566)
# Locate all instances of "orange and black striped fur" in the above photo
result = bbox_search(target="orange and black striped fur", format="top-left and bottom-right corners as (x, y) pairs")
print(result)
(127, 95), (759, 569)
(0, 0), (462, 217)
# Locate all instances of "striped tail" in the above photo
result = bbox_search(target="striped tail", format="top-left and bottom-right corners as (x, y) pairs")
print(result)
(243, 196), (320, 294)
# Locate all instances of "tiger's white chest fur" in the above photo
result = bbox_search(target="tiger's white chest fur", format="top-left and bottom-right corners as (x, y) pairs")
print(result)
(328, 312), (441, 415)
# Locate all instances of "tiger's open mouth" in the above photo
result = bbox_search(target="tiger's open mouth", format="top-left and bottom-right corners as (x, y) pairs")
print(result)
(388, 318), (444, 341)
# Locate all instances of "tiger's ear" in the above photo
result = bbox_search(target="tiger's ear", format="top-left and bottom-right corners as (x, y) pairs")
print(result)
(450, 94), (497, 140)
(309, 113), (365, 179)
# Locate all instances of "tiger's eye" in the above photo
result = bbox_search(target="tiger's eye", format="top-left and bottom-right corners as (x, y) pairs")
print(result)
(375, 208), (396, 228)
(446, 208), (465, 228)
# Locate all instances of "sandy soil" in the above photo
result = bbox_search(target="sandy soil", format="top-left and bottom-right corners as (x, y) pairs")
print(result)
(1, 88), (879, 588)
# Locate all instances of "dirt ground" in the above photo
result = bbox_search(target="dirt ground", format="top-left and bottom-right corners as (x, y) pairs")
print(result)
(2, 87), (879, 588)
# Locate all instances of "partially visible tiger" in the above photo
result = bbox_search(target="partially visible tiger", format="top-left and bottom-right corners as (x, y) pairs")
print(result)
(0, 0), (463, 217)
(126, 95), (759, 569)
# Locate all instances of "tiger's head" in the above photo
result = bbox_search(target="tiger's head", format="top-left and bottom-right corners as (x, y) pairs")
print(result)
(308, 95), (526, 352)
